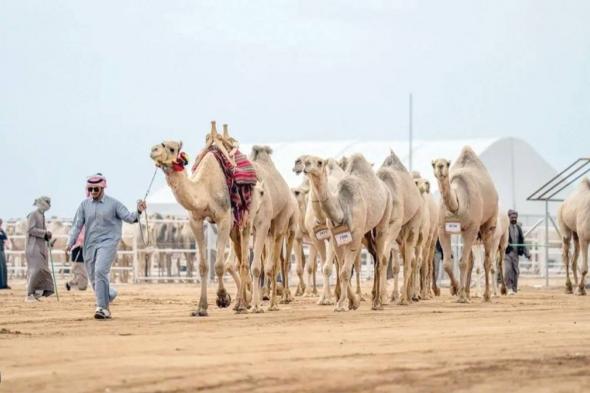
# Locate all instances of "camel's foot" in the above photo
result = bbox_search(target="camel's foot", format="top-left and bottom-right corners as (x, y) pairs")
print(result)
(456, 296), (470, 304)
(334, 304), (347, 312)
(250, 305), (265, 314)
(216, 289), (231, 308)
(500, 285), (507, 295)
(312, 288), (319, 296)
(433, 287), (441, 296)
(295, 284), (305, 296)
(262, 294), (270, 301)
(390, 290), (400, 303)
(576, 286), (586, 296)
(358, 292), (367, 302)
(483, 292), (491, 303)
(565, 281), (573, 294)
(349, 294), (360, 310)
(267, 304), (280, 312)
(450, 284), (458, 296)
(379, 294), (389, 305)
(191, 308), (208, 317)
(411, 294), (421, 302)
(398, 296), (410, 306)
(317, 295), (334, 305)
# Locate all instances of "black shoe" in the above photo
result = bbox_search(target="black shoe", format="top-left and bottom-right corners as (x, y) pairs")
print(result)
(65, 283), (71, 291)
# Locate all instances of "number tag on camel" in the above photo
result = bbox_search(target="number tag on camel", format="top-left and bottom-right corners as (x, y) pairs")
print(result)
(332, 225), (352, 246)
(445, 222), (461, 233)
(314, 224), (330, 241)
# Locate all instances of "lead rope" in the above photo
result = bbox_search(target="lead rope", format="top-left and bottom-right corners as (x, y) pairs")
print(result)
(138, 167), (158, 247)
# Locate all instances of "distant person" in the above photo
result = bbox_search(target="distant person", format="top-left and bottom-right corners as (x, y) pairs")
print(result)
(505, 209), (531, 295)
(65, 227), (88, 291)
(67, 174), (146, 320)
(25, 196), (55, 302)
(0, 218), (10, 290)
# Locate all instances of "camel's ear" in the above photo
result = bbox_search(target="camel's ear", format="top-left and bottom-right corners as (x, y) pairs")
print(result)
(223, 124), (229, 139)
(447, 160), (451, 167)
(179, 141), (183, 151)
(431, 160), (436, 168)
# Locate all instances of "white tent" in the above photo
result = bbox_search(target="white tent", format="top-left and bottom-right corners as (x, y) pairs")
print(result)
(147, 137), (556, 218)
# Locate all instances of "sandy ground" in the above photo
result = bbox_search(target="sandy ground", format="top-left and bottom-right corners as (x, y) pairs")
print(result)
(1, 278), (589, 393)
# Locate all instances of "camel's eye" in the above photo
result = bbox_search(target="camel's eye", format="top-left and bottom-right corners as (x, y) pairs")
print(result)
(294, 190), (300, 196)
(318, 160), (323, 166)
(169, 147), (175, 153)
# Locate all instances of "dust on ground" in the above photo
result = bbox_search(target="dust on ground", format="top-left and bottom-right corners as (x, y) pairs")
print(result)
(1, 278), (589, 393)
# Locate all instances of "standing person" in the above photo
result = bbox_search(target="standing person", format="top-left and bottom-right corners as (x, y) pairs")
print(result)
(0, 218), (11, 290)
(25, 196), (55, 302)
(505, 209), (531, 295)
(67, 174), (146, 320)
(65, 227), (88, 291)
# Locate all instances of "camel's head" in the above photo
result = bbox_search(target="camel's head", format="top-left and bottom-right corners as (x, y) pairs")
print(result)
(432, 158), (451, 179)
(302, 155), (326, 178)
(250, 180), (266, 215)
(414, 177), (431, 194)
(151, 141), (183, 167)
(293, 155), (309, 175)
(292, 183), (310, 209)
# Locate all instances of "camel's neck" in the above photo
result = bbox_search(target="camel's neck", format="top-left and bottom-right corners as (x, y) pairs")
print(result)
(437, 176), (459, 213)
(309, 171), (344, 225)
(164, 169), (201, 212)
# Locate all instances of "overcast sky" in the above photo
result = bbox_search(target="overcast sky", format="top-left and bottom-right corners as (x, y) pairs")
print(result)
(1, 0), (589, 218)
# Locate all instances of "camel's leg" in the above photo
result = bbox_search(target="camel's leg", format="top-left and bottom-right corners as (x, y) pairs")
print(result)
(390, 250), (401, 302)
(356, 251), (367, 302)
(294, 238), (306, 296)
(466, 249), (475, 299)
(250, 224), (269, 313)
(212, 215), (232, 309)
(458, 229), (478, 303)
(312, 249), (319, 296)
(265, 234), (284, 311)
(481, 230), (495, 303)
(335, 244), (359, 312)
(305, 245), (318, 297)
(281, 231), (295, 303)
(374, 233), (390, 310)
(318, 240), (335, 305)
(237, 226), (252, 309)
(576, 238), (588, 295)
(420, 239), (430, 300)
(400, 231), (418, 305)
(562, 232), (573, 294)
(572, 233), (580, 289)
(412, 235), (424, 302)
(223, 246), (241, 299)
(439, 228), (458, 295)
(189, 219), (208, 317)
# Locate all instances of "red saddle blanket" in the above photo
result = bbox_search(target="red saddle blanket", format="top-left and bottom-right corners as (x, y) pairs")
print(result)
(194, 146), (256, 227)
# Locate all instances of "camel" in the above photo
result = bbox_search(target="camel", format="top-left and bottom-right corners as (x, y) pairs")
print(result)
(248, 145), (298, 312)
(378, 151), (423, 305)
(411, 173), (440, 300)
(558, 178), (590, 295)
(291, 183), (311, 296)
(302, 154), (391, 311)
(179, 221), (196, 278)
(432, 146), (499, 303)
(293, 156), (357, 305)
(150, 121), (252, 316)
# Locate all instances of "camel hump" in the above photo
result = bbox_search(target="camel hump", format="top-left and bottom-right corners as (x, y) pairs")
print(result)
(452, 146), (486, 170)
(347, 153), (373, 175)
(250, 145), (273, 161)
(381, 149), (407, 171)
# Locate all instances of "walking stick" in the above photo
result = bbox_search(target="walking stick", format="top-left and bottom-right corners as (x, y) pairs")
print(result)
(46, 241), (60, 302)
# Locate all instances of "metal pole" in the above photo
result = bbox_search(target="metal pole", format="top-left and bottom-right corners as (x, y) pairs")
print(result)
(409, 93), (413, 171)
(545, 201), (549, 287)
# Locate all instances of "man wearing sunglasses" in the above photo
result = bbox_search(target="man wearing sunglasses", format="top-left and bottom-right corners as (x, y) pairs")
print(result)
(66, 173), (147, 320)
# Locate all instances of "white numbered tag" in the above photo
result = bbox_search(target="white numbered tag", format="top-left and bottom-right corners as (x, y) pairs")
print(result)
(332, 225), (353, 246)
(445, 222), (461, 233)
(314, 225), (330, 240)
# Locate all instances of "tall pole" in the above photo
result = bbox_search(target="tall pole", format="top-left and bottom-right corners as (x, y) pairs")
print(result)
(545, 201), (549, 288)
(409, 93), (413, 171)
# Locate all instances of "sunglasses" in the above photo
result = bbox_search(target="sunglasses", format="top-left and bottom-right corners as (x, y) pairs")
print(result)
(87, 187), (102, 193)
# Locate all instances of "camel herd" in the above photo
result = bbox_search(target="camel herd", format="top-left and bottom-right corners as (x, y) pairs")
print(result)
(148, 121), (590, 317)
